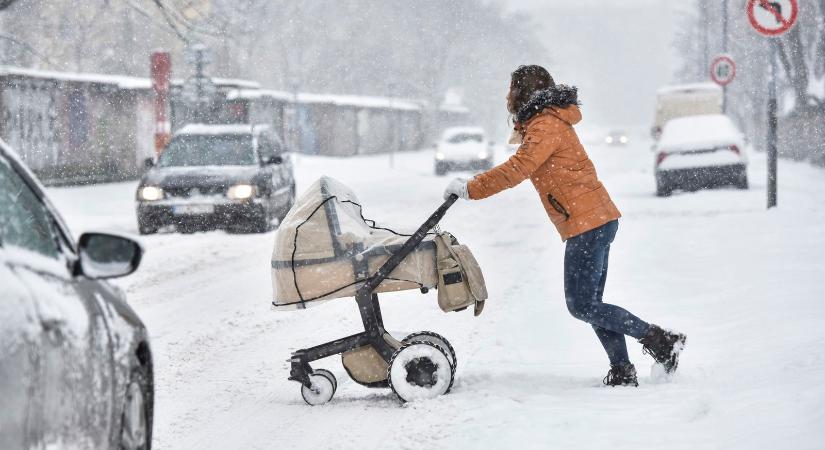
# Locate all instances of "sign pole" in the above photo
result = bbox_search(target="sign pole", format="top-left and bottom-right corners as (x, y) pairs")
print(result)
(767, 40), (778, 208)
(747, 0), (799, 209)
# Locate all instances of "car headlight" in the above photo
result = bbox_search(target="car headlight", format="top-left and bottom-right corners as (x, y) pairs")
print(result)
(605, 136), (614, 144)
(477, 150), (489, 160)
(619, 136), (628, 144)
(139, 186), (164, 201)
(227, 184), (256, 200)
(435, 152), (446, 161)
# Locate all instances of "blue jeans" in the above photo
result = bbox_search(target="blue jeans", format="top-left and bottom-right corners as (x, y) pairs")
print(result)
(564, 220), (650, 366)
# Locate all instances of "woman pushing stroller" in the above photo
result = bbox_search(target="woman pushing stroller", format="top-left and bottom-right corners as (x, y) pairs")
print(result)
(443, 65), (686, 386)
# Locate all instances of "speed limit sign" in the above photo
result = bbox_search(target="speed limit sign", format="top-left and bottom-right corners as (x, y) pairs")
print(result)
(710, 55), (736, 86)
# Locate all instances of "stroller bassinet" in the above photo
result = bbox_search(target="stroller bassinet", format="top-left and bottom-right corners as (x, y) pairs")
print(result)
(272, 177), (472, 404)
(271, 176), (438, 308)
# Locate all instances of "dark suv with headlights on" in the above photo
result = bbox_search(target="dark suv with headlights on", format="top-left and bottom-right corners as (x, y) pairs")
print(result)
(0, 139), (152, 449)
(136, 124), (295, 234)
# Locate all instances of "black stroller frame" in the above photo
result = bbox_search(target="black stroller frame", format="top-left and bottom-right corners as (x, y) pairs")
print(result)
(288, 194), (458, 389)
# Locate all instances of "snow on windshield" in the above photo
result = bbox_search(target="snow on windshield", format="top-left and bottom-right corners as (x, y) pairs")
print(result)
(446, 133), (484, 144)
(158, 135), (256, 168)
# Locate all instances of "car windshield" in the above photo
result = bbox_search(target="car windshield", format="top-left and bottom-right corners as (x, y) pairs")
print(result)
(158, 134), (256, 167)
(446, 133), (483, 144)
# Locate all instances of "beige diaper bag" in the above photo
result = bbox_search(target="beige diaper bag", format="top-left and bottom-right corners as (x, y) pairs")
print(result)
(434, 232), (488, 316)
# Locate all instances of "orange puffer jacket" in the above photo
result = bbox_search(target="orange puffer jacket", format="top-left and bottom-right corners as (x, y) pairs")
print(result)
(467, 86), (620, 241)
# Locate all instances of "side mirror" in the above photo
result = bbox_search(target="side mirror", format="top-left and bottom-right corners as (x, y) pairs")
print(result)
(266, 155), (283, 165)
(76, 232), (143, 279)
(143, 157), (155, 169)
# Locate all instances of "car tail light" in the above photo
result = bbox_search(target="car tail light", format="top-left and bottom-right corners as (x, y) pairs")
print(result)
(729, 145), (741, 155)
(655, 152), (668, 166)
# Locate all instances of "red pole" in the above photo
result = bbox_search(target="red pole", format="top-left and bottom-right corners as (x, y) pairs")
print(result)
(151, 51), (171, 156)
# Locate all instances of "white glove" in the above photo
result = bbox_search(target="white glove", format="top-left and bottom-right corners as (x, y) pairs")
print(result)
(443, 177), (470, 200)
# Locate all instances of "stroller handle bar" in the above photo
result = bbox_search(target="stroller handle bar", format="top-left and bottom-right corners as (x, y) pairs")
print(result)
(357, 194), (458, 295)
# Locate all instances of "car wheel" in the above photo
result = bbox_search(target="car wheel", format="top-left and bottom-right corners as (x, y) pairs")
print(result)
(655, 175), (671, 197)
(138, 225), (157, 235)
(250, 212), (273, 233)
(120, 363), (153, 450)
(735, 171), (749, 190)
(435, 162), (447, 176)
(137, 218), (157, 235)
(276, 185), (296, 224)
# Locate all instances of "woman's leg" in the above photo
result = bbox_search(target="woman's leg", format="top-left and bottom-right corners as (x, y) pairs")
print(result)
(564, 221), (651, 344)
(590, 244), (631, 366)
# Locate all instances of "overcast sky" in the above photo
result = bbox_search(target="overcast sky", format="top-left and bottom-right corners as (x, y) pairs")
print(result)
(496, 0), (679, 128)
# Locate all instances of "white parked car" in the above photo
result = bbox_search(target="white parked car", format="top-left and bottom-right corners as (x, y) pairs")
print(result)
(434, 126), (494, 176)
(654, 114), (748, 196)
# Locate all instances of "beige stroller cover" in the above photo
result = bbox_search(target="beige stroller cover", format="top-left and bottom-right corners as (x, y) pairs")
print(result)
(271, 177), (438, 309)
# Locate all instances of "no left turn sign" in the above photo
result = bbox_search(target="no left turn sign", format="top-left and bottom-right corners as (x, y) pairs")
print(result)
(710, 55), (736, 86)
(747, 0), (798, 37)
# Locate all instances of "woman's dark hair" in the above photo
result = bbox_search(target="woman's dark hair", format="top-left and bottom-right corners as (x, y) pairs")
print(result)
(508, 65), (555, 115)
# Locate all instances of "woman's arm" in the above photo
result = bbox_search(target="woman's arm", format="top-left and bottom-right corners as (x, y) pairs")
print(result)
(467, 124), (559, 200)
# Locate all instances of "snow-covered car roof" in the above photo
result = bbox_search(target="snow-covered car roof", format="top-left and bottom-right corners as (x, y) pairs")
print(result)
(658, 114), (743, 151)
(174, 123), (269, 136)
(656, 82), (722, 96)
(441, 126), (486, 140)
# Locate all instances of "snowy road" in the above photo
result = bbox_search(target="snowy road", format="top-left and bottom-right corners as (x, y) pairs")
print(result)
(48, 139), (825, 449)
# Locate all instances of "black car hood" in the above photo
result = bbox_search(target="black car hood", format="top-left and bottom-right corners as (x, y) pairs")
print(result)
(141, 165), (261, 189)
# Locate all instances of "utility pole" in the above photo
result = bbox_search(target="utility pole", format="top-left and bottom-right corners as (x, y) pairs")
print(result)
(701, 0), (710, 77)
(182, 44), (215, 124)
(722, 0), (729, 113)
(290, 76), (300, 153)
(388, 82), (396, 169)
(193, 45), (207, 123)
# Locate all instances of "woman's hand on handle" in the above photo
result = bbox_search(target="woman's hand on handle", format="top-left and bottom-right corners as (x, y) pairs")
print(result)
(443, 177), (470, 200)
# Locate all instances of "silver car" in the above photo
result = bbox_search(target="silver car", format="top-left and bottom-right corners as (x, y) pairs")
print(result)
(0, 140), (152, 449)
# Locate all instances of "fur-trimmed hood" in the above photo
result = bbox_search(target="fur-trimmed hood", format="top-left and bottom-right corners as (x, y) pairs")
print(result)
(516, 84), (580, 125)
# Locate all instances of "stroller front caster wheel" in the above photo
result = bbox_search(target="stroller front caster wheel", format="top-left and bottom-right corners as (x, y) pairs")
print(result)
(402, 331), (457, 370)
(312, 368), (338, 392)
(388, 341), (455, 402)
(301, 372), (336, 406)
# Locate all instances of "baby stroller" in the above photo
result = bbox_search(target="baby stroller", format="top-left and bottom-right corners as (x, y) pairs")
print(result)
(271, 177), (486, 404)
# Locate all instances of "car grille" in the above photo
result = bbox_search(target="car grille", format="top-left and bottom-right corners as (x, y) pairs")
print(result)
(165, 186), (226, 198)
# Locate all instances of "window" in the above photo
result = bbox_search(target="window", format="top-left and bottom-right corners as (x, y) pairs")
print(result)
(0, 158), (60, 258)
(158, 134), (256, 167)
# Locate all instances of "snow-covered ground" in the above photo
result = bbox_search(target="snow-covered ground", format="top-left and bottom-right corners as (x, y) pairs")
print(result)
(48, 138), (825, 449)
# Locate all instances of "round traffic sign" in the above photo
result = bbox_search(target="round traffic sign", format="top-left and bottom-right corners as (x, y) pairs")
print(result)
(747, 0), (798, 37)
(710, 55), (736, 86)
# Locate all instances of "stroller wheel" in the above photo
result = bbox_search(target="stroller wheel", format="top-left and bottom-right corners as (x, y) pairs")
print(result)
(313, 369), (338, 392)
(402, 331), (457, 370)
(301, 373), (336, 406)
(388, 341), (455, 403)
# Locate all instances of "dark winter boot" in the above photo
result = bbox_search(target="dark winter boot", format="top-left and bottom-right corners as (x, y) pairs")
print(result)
(639, 324), (687, 374)
(603, 363), (639, 387)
